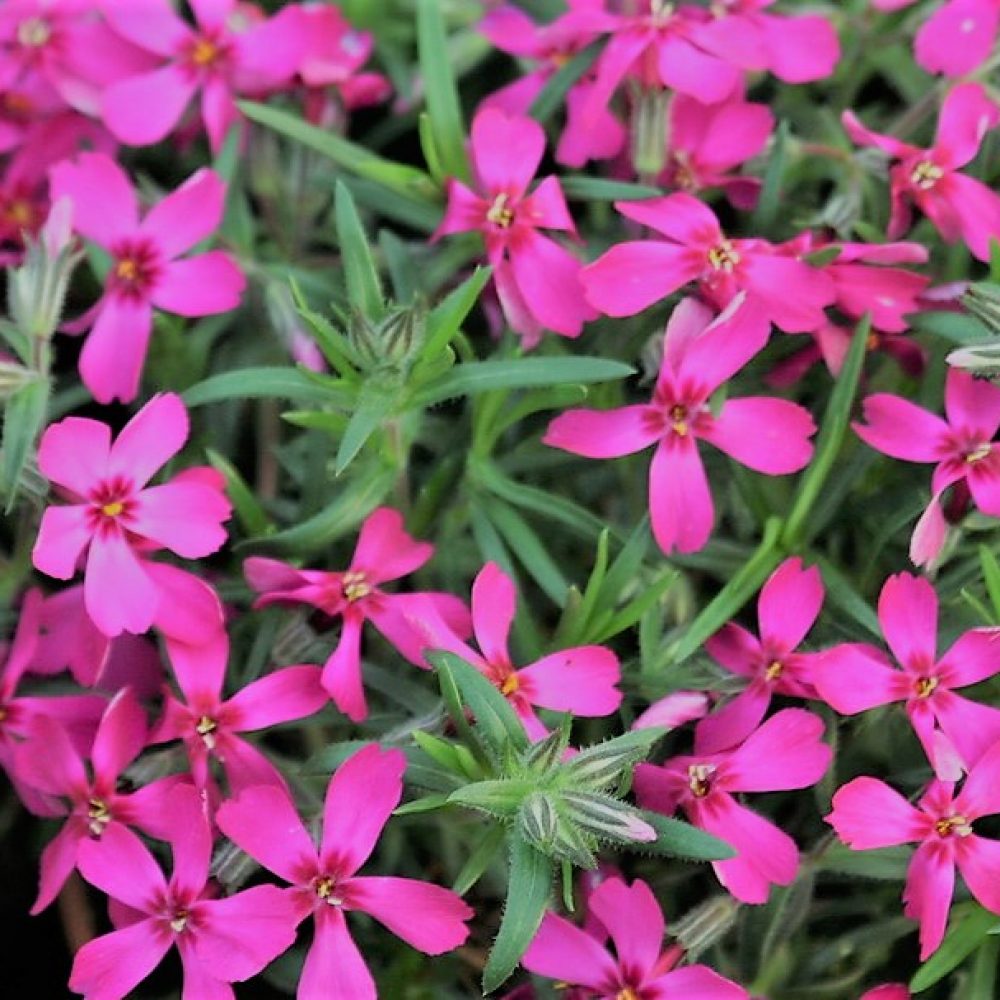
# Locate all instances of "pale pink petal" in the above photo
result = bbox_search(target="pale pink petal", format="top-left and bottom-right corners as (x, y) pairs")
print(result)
(300, 906), (376, 1000)
(633, 691), (709, 732)
(216, 784), (317, 886)
(649, 437), (714, 555)
(108, 392), (189, 488)
(904, 841), (955, 960)
(141, 169), (227, 258)
(92, 687), (146, 783)
(322, 613), (368, 722)
(758, 557), (824, 651)
(509, 231), (595, 337)
(723, 709), (830, 792)
(588, 878), (663, 981)
(878, 573), (938, 668)
(915, 0), (1000, 77)
(518, 646), (622, 716)
(694, 684), (771, 756)
(130, 482), (230, 558)
(37, 417), (110, 498)
(470, 107), (545, 197)
(520, 911), (618, 989)
(84, 531), (159, 637)
(582, 241), (703, 317)
(351, 507), (432, 583)
(471, 562), (517, 667)
(826, 776), (929, 848)
(811, 644), (903, 714)
(226, 666), (326, 732)
(100, 0), (192, 56)
(79, 295), (153, 405)
(48, 153), (137, 246)
(543, 405), (660, 458)
(68, 918), (172, 1000)
(347, 876), (472, 953)
(32, 822), (83, 914)
(101, 64), (197, 147)
(152, 252), (246, 316)
(320, 744), (405, 876)
(77, 821), (164, 911)
(853, 394), (951, 462)
(32, 505), (92, 580)
(704, 397), (815, 474)
(911, 493), (949, 568)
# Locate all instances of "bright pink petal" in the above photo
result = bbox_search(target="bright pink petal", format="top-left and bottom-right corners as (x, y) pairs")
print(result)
(37, 416), (109, 498)
(521, 175), (576, 233)
(580, 28), (651, 132)
(616, 192), (721, 245)
(130, 482), (230, 558)
(164, 784), (212, 899)
(967, 457), (1000, 517)
(32, 822), (83, 914)
(933, 691), (1000, 773)
(470, 107), (545, 197)
(236, 5), (309, 87)
(166, 630), (228, 702)
(199, 76), (238, 154)
(649, 437), (714, 555)
(934, 82), (1000, 169)
(48, 153), (137, 246)
(704, 397), (815, 474)
(216, 784), (317, 886)
(101, 64), (197, 147)
(141, 169), (227, 258)
(100, 0), (192, 56)
(588, 878), (663, 981)
(471, 562), (517, 668)
(322, 613), (367, 722)
(943, 171), (1000, 262)
(957, 836), (1000, 914)
(955, 738), (1000, 819)
(742, 253), (835, 333)
(853, 394), (951, 463)
(915, 0), (1000, 77)
(519, 646), (621, 716)
(878, 573), (938, 668)
(320, 744), (405, 876)
(811, 644), (903, 714)
(723, 709), (830, 792)
(509, 231), (595, 337)
(433, 180), (485, 239)
(758, 13), (840, 83)
(14, 715), (86, 796)
(108, 392), (189, 488)
(758, 557), (823, 651)
(652, 965), (747, 1000)
(32, 505), (92, 580)
(520, 910), (618, 989)
(152, 252), (246, 316)
(705, 623), (760, 676)
(351, 507), (432, 583)
(699, 99), (774, 170)
(145, 562), (225, 646)
(694, 684), (771, 756)
(300, 906), (376, 1000)
(84, 531), (159, 637)
(842, 110), (917, 159)
(945, 368), (1000, 438)
(939, 628), (1000, 688)
(582, 241), (703, 317)
(79, 295), (153, 405)
(904, 841), (955, 960)
(218, 734), (289, 794)
(77, 821), (164, 911)
(92, 687), (146, 783)
(347, 876), (472, 954)
(826, 777), (929, 848)
(657, 35), (741, 104)
(226, 666), (326, 732)
(68, 918), (172, 1000)
(632, 691), (709, 732)
(543, 405), (660, 458)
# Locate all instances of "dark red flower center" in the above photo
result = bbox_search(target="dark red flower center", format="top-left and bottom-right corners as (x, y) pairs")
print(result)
(110, 238), (162, 300)
(87, 476), (136, 534)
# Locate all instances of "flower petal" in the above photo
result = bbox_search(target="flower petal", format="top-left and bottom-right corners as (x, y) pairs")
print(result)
(587, 878), (663, 982)
(152, 252), (246, 316)
(854, 393), (951, 462)
(543, 405), (660, 458)
(351, 507), (432, 583)
(470, 107), (545, 198)
(649, 436), (714, 555)
(84, 532), (159, 638)
(225, 666), (326, 732)
(37, 417), (110, 498)
(68, 918), (172, 1000)
(878, 573), (939, 668)
(704, 397), (815, 474)
(758, 557), (824, 651)
(300, 906), (376, 1000)
(723, 709), (831, 792)
(101, 64), (197, 147)
(826, 776), (928, 848)
(904, 841), (955, 960)
(520, 910), (618, 989)
(48, 153), (137, 246)
(32, 505), (92, 580)
(141, 169), (227, 258)
(108, 392), (189, 489)
(518, 646), (622, 717)
(79, 295), (153, 405)
(582, 241), (703, 317)
(322, 613), (367, 722)
(131, 482), (230, 558)
(811, 643), (903, 714)
(471, 562), (517, 668)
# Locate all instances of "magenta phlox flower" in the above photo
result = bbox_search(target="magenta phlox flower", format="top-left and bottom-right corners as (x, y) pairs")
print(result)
(245, 506), (470, 723)
(521, 876), (748, 999)
(581, 192), (835, 332)
(100, 0), (307, 150)
(696, 557), (825, 754)
(813, 573), (1000, 777)
(827, 738), (1000, 958)
(411, 561), (622, 740)
(151, 631), (326, 795)
(860, 987), (911, 1000)
(433, 106), (596, 346)
(844, 82), (1000, 261)
(632, 690), (710, 733)
(215, 744), (474, 999)
(545, 296), (815, 555)
(635, 709), (832, 903)
(853, 369), (1000, 565)
(13, 687), (184, 913)
(69, 782), (301, 1000)
(32, 393), (232, 638)
(50, 152), (245, 402)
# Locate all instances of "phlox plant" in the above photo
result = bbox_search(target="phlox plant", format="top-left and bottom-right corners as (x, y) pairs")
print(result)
(6, 1), (1000, 999)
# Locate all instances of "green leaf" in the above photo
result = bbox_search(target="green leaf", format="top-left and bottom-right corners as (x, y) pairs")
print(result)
(811, 554), (883, 639)
(448, 779), (534, 819)
(412, 731), (480, 780)
(638, 812), (737, 861)
(911, 310), (991, 345)
(980, 545), (1000, 622)
(421, 266), (491, 360)
(183, 367), (351, 408)
(528, 40), (602, 125)
(969, 933), (999, 1000)
(558, 176), (662, 202)
(335, 380), (398, 475)
(412, 356), (633, 408)
(205, 448), (272, 537)
(238, 100), (439, 204)
(751, 119), (789, 231)
(589, 568), (677, 644)
(911, 904), (1000, 992)
(428, 650), (529, 758)
(483, 836), (552, 994)
(393, 793), (452, 816)
(453, 824), (507, 896)
(818, 843), (912, 880)
(416, 0), (469, 183)
(335, 181), (384, 321)
(0, 376), (48, 510)
(782, 315), (870, 548)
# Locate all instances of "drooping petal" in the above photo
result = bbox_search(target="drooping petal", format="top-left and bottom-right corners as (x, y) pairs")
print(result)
(704, 397), (815, 474)
(616, 192), (722, 245)
(470, 107), (545, 199)
(108, 392), (189, 488)
(300, 905), (376, 1000)
(471, 562), (517, 668)
(37, 417), (110, 498)
(904, 841), (956, 960)
(84, 532), (159, 638)
(68, 918), (172, 1000)
(32, 505), (92, 580)
(101, 64), (197, 147)
(911, 492), (949, 568)
(587, 878), (663, 983)
(826, 777), (929, 848)
(933, 691), (1000, 773)
(225, 666), (326, 732)
(48, 153), (138, 246)
(543, 405), (660, 458)
(878, 573), (939, 668)
(322, 613), (367, 722)
(320, 744), (405, 876)
(758, 557), (824, 651)
(520, 910), (618, 990)
(649, 436), (714, 555)
(347, 876), (473, 954)
(811, 644), (903, 714)
(351, 507), (432, 583)
(518, 646), (622, 716)
(841, 110), (917, 159)
(723, 709), (830, 793)
(79, 295), (153, 405)
(152, 252), (246, 316)
(853, 394), (951, 463)
(633, 691), (709, 732)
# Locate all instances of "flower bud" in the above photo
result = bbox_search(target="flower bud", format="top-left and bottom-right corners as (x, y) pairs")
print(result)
(560, 791), (657, 845)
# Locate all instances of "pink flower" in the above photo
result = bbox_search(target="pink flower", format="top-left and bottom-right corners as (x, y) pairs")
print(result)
(0, 589), (105, 815)
(633, 690), (709, 732)
(215, 744), (474, 999)
(696, 557), (825, 754)
(860, 987), (911, 1000)
(521, 876), (747, 999)
(581, 193), (835, 332)
(852, 369), (1000, 565)
(49, 152), (245, 402)
(545, 297), (816, 555)
(826, 739), (1000, 958)
(414, 561), (622, 740)
(151, 631), (326, 795)
(70, 783), (301, 1000)
(432, 106), (595, 347)
(100, 0), (307, 150)
(245, 506), (470, 723)
(635, 709), (832, 903)
(660, 90), (773, 208)
(844, 83), (1000, 261)
(32, 393), (233, 638)
(812, 573), (1000, 777)
(13, 687), (181, 913)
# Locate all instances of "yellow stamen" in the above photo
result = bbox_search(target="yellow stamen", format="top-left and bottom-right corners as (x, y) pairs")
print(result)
(191, 37), (218, 67)
(342, 571), (372, 602)
(966, 443), (992, 464)
(707, 239), (740, 273)
(669, 404), (689, 437)
(195, 715), (218, 749)
(5, 200), (33, 227)
(910, 161), (943, 191)
(115, 258), (138, 282)
(935, 814), (972, 838)
(500, 674), (520, 696)
(617, 989), (640, 1000)
(169, 910), (189, 933)
(688, 763), (715, 798)
(486, 193), (514, 228)
(914, 676), (938, 699)
(315, 876), (344, 905)
(101, 501), (124, 518)
(764, 660), (783, 682)
(17, 17), (51, 48)
(87, 798), (111, 837)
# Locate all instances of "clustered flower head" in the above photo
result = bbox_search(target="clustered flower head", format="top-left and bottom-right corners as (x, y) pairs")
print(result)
(3, 0), (1000, 997)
